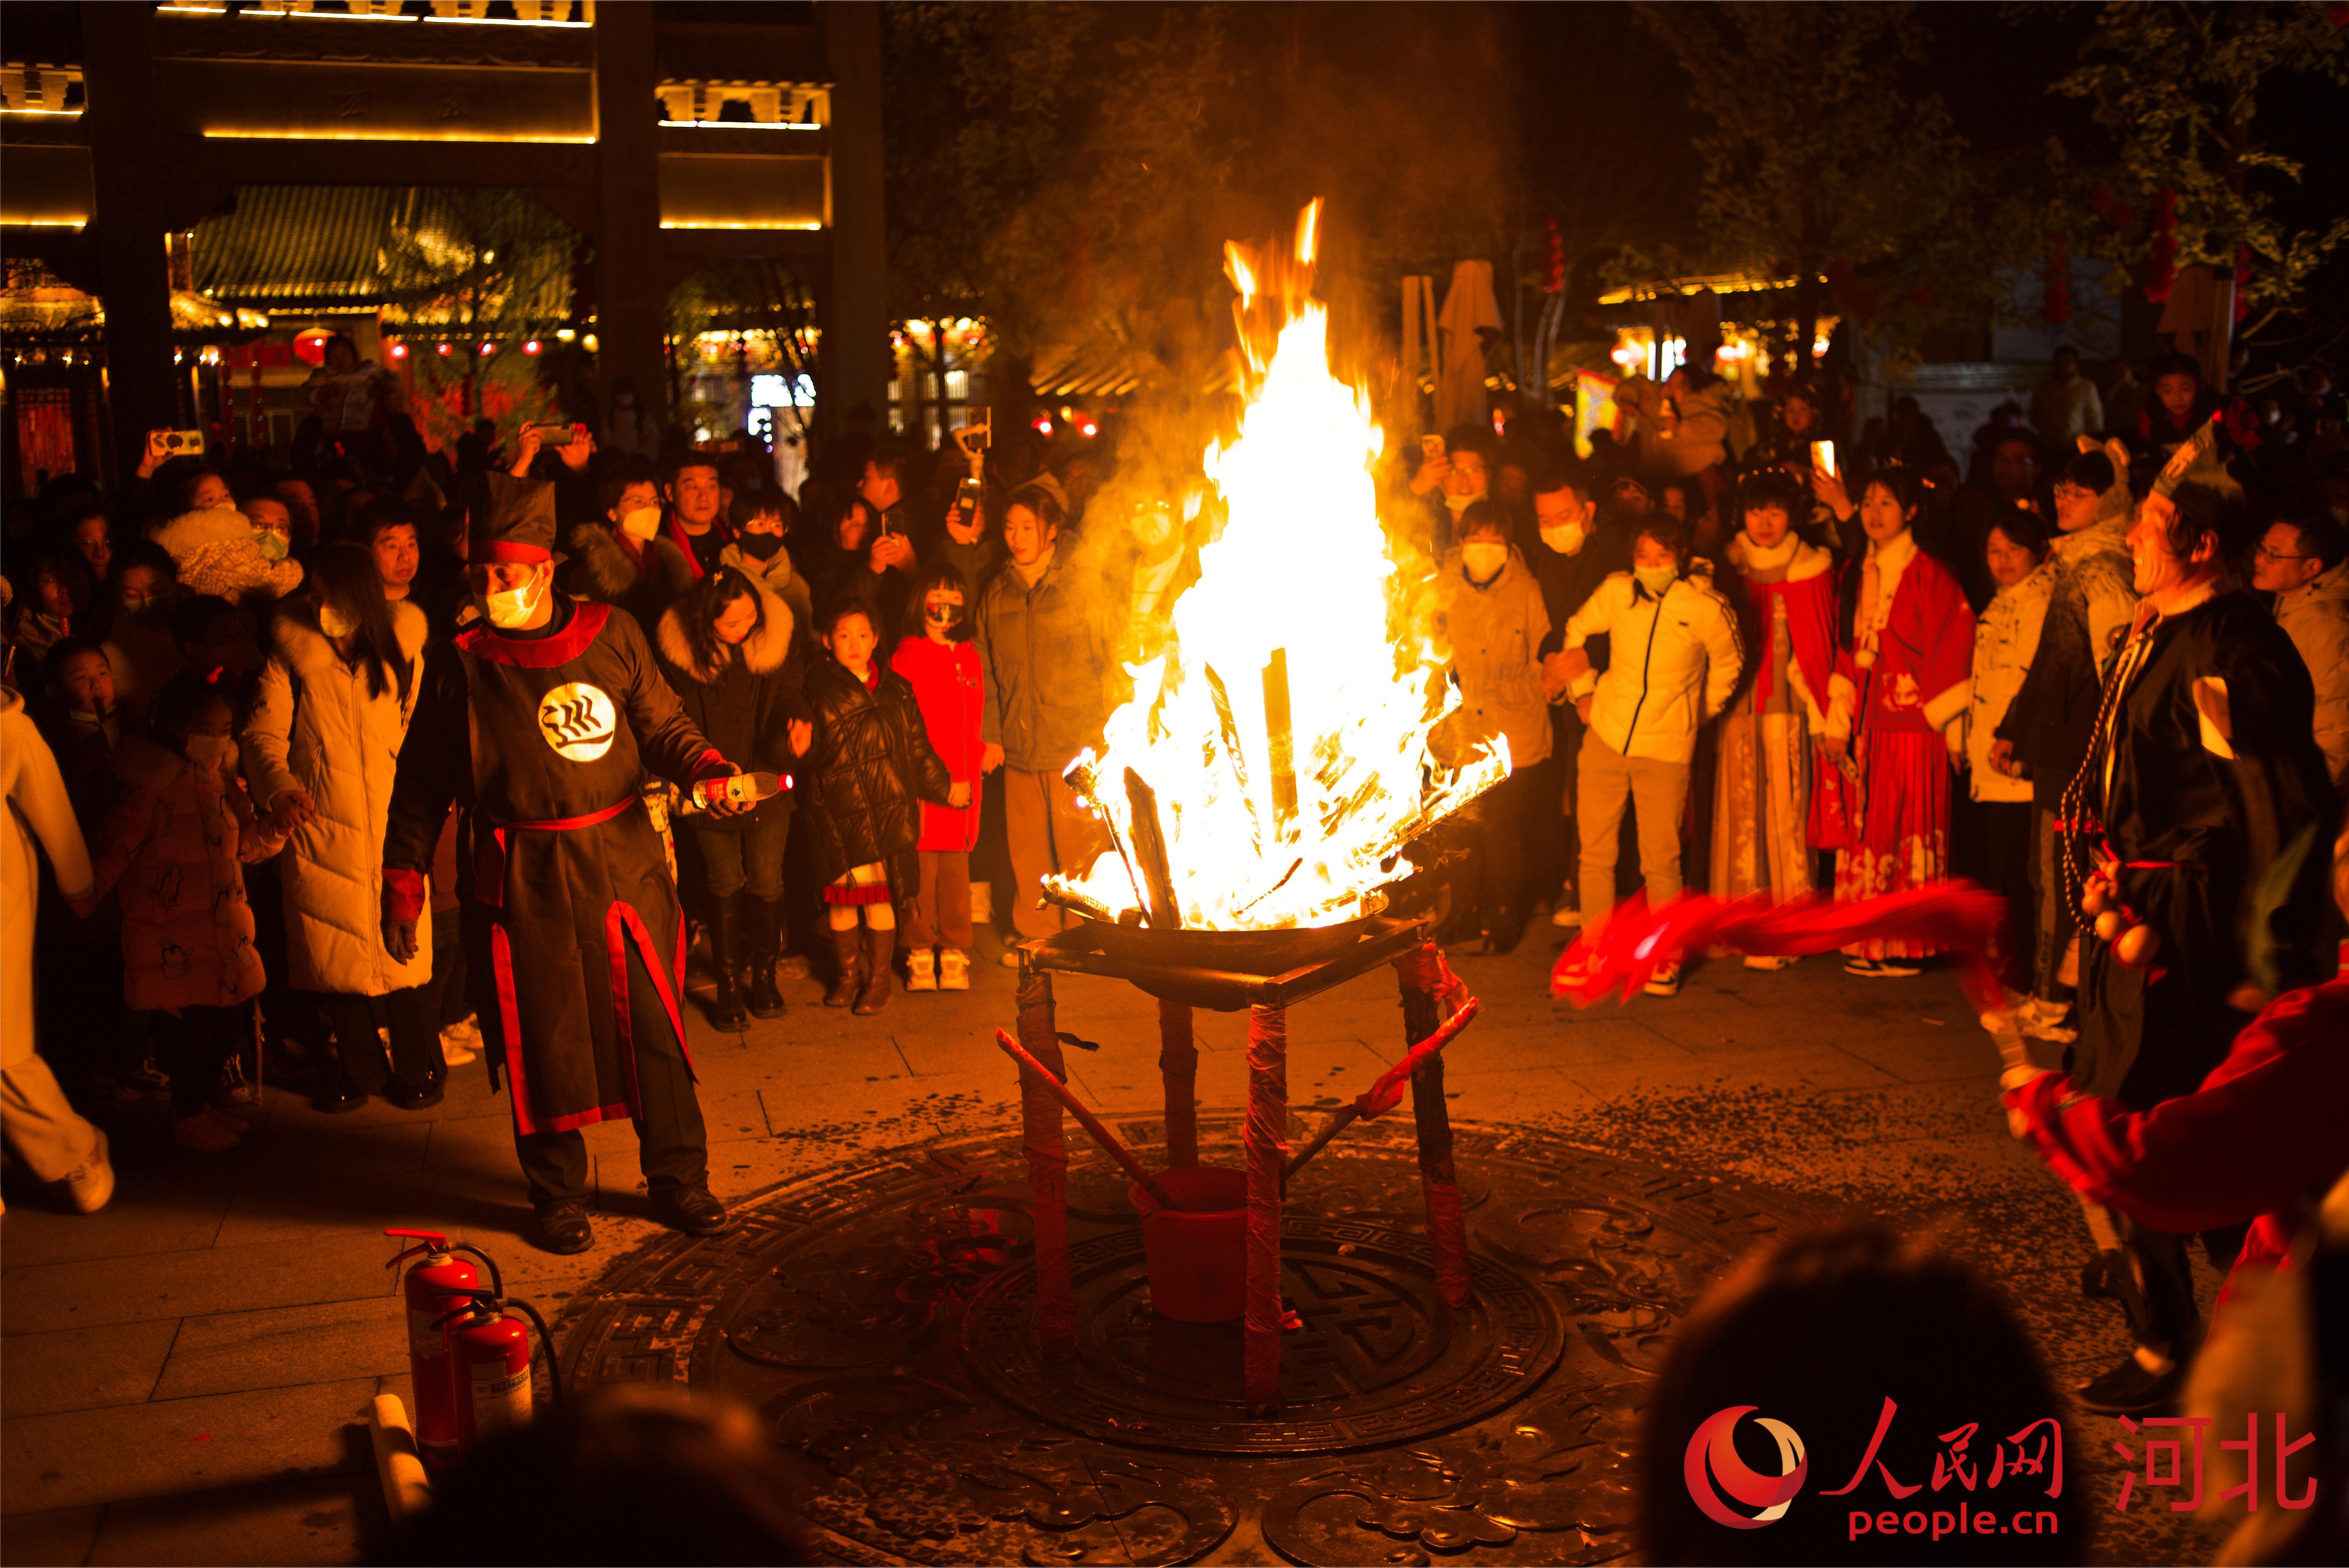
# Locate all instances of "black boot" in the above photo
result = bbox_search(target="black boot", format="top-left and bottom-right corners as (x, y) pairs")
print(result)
(745, 896), (786, 1019)
(824, 925), (863, 1007)
(705, 894), (750, 1031)
(854, 926), (896, 1015)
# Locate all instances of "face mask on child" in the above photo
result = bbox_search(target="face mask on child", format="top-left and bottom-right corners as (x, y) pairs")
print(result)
(925, 601), (962, 629)
(618, 507), (662, 543)
(255, 531), (290, 563)
(1461, 542), (1509, 582)
(1634, 563), (1680, 597)
(736, 532), (784, 562)
(184, 734), (238, 773)
(483, 575), (546, 630)
(319, 604), (358, 639)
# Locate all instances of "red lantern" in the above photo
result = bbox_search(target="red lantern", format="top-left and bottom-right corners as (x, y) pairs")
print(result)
(2144, 189), (2178, 304)
(2044, 230), (2073, 326)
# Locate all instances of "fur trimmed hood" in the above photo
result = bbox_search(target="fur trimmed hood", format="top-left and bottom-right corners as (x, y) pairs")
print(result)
(1725, 531), (1832, 583)
(656, 574), (795, 686)
(566, 520), (691, 605)
(267, 595), (429, 670)
(153, 506), (306, 601)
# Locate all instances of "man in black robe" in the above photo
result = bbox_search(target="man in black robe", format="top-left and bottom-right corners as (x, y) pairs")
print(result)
(381, 476), (750, 1254)
(2064, 477), (2336, 1413)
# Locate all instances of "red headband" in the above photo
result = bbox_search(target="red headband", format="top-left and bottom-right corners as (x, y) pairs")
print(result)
(473, 541), (551, 565)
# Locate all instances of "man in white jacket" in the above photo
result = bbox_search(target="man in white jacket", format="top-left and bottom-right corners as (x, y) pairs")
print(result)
(1551, 514), (1745, 994)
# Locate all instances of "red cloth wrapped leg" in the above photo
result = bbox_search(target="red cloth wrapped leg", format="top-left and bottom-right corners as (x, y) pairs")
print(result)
(1016, 964), (1076, 1359)
(1395, 943), (1471, 1308)
(1244, 1003), (1289, 1406)
(1158, 998), (1198, 1170)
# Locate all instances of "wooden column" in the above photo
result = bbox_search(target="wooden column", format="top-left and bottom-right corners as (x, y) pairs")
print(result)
(1157, 998), (1198, 1169)
(1398, 946), (1471, 1308)
(1014, 955), (1076, 1359)
(1243, 1002), (1289, 1407)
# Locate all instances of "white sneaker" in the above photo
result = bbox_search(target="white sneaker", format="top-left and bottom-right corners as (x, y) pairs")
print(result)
(998, 949), (1024, 969)
(439, 1015), (481, 1067)
(1643, 961), (1682, 997)
(905, 948), (939, 992)
(938, 949), (971, 991)
(1551, 905), (1583, 928)
(1742, 953), (1798, 971)
(58, 1128), (114, 1213)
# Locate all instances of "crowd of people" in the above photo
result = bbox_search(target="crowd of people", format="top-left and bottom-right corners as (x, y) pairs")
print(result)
(3, 331), (2346, 1470)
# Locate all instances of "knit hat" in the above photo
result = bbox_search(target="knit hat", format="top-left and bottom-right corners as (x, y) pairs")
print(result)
(1008, 471), (1070, 521)
(465, 474), (564, 565)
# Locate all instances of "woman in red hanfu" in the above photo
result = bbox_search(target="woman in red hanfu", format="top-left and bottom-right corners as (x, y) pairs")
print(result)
(1819, 467), (1976, 975)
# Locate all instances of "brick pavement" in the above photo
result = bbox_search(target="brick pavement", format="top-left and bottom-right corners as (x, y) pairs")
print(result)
(0, 932), (2231, 1564)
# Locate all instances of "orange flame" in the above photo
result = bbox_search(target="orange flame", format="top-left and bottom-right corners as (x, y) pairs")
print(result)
(1052, 208), (1506, 930)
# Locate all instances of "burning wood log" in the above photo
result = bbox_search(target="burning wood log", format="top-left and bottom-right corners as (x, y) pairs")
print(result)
(1123, 767), (1184, 929)
(1262, 647), (1298, 830)
(1037, 882), (1121, 925)
(1062, 757), (1151, 916)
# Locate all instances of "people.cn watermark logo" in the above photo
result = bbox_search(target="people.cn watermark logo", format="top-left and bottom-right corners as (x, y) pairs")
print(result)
(1685, 1405), (1811, 1529)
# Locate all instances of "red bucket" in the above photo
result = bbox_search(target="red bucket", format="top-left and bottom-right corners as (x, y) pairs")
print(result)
(1130, 1167), (1248, 1323)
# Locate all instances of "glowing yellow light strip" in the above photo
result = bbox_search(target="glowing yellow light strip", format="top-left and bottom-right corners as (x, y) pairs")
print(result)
(658, 119), (821, 131)
(2, 217), (91, 227)
(157, 6), (590, 26)
(659, 220), (823, 231)
(0, 108), (84, 118)
(201, 128), (595, 143)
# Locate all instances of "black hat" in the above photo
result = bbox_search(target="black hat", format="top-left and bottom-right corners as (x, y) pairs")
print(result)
(465, 474), (563, 566)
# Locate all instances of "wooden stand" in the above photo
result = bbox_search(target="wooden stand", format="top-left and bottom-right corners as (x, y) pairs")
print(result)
(1242, 1002), (1287, 1406)
(1157, 999), (1198, 1169)
(1007, 922), (1472, 1408)
(1014, 956), (1076, 1360)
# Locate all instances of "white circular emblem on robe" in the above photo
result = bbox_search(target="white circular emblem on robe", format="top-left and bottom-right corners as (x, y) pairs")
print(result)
(537, 682), (618, 762)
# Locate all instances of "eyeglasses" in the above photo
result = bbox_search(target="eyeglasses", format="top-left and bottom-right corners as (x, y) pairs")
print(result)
(2252, 545), (2313, 564)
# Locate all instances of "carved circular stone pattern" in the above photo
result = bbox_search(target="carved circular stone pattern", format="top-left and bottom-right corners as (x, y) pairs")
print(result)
(560, 1114), (1822, 1566)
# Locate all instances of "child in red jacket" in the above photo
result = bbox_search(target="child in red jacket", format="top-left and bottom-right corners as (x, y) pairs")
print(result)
(891, 564), (985, 991)
(81, 666), (288, 1151)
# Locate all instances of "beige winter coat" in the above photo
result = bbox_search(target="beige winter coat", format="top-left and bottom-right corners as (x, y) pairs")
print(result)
(4, 691), (93, 1070)
(242, 602), (434, 995)
(2274, 557), (2349, 788)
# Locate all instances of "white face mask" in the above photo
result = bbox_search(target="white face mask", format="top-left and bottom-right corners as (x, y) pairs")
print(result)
(319, 604), (358, 639)
(184, 734), (238, 773)
(618, 506), (662, 543)
(483, 575), (546, 630)
(1539, 522), (1586, 556)
(1461, 542), (1509, 582)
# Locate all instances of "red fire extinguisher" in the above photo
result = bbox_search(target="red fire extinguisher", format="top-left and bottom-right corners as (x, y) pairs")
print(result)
(384, 1229), (503, 1472)
(431, 1288), (563, 1450)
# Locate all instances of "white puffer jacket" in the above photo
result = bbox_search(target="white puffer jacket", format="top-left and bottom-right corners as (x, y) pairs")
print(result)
(1562, 563), (1746, 764)
(1968, 568), (2053, 803)
(242, 601), (434, 996)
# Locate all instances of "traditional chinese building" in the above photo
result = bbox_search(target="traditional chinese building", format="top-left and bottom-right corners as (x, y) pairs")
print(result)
(0, 0), (883, 486)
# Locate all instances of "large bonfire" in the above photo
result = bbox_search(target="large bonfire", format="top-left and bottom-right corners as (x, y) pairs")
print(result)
(1048, 203), (1508, 931)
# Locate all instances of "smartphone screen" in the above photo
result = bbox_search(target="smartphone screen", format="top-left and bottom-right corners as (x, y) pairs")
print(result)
(1810, 440), (1836, 479)
(1421, 434), (1446, 460)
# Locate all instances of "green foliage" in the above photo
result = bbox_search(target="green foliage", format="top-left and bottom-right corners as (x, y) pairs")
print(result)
(2048, 0), (2349, 319)
(1626, 2), (2014, 364)
(378, 188), (577, 447)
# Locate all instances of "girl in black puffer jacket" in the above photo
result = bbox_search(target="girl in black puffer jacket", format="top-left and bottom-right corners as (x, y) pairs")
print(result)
(655, 566), (811, 1030)
(800, 599), (956, 1013)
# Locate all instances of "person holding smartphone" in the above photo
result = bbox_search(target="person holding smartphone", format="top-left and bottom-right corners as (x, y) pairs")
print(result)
(1405, 424), (1496, 558)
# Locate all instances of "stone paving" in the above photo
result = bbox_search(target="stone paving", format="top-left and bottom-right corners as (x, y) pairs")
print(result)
(0, 930), (2230, 1565)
